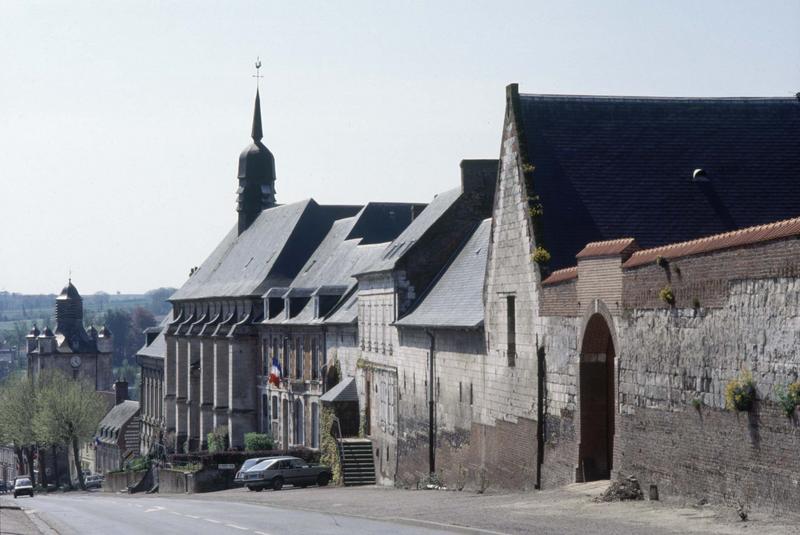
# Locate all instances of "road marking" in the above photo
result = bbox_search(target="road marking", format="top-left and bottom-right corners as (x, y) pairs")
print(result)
(144, 506), (165, 513)
(170, 511), (184, 516)
(204, 518), (222, 524)
(225, 524), (249, 530)
(134, 503), (143, 508)
(254, 531), (272, 535)
(185, 514), (200, 519)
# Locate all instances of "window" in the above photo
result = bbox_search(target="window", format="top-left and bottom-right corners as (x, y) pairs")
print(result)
(506, 295), (516, 366)
(311, 403), (319, 448)
(470, 383), (474, 406)
(311, 339), (319, 380)
(459, 382), (462, 402)
(293, 399), (304, 445)
(282, 338), (289, 378)
(262, 339), (269, 375)
(261, 394), (269, 432)
(272, 396), (278, 420)
(272, 337), (278, 361)
(295, 337), (303, 379)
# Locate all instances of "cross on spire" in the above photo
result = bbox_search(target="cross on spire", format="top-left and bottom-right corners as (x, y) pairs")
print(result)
(253, 57), (263, 89)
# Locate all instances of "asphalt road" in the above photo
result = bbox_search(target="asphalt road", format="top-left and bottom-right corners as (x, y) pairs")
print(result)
(20, 493), (449, 535)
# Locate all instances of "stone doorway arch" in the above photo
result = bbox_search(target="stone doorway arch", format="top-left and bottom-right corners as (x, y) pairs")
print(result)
(578, 312), (616, 481)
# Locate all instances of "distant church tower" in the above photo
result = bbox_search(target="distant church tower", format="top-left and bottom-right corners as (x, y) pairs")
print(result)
(237, 89), (277, 234)
(27, 281), (113, 391)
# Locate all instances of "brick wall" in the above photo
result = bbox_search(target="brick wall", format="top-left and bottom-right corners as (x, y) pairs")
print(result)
(622, 238), (800, 309)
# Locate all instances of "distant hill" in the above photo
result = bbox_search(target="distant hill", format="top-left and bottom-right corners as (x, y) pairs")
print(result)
(0, 287), (175, 334)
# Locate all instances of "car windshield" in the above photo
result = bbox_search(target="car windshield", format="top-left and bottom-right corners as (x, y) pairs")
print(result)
(16, 478), (32, 486)
(248, 459), (278, 472)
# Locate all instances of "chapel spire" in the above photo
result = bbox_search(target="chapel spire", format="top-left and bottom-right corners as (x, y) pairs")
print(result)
(236, 61), (277, 235)
(251, 89), (263, 142)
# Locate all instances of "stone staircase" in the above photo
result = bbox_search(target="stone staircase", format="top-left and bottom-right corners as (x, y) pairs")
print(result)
(338, 439), (376, 486)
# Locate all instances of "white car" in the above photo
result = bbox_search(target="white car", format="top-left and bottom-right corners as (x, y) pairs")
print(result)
(13, 477), (34, 498)
(84, 474), (104, 489)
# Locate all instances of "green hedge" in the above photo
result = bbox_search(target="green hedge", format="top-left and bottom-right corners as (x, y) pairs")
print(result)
(244, 433), (274, 452)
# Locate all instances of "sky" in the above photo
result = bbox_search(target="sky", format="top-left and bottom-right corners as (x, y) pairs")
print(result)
(1, 0), (798, 295)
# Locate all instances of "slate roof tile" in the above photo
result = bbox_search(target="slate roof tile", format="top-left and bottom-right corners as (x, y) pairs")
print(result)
(395, 218), (491, 329)
(518, 94), (800, 271)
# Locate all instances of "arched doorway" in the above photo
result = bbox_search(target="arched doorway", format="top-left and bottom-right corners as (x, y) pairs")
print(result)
(578, 313), (615, 481)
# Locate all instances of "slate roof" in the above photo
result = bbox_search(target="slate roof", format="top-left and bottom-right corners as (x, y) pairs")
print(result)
(517, 93), (800, 271)
(265, 207), (392, 325)
(396, 218), (491, 329)
(171, 200), (360, 301)
(319, 377), (358, 403)
(323, 289), (358, 325)
(358, 188), (463, 275)
(136, 312), (172, 360)
(96, 400), (139, 444)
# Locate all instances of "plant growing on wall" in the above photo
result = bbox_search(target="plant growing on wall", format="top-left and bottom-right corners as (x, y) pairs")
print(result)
(319, 405), (342, 485)
(775, 381), (800, 417)
(725, 371), (756, 412)
(532, 246), (551, 265)
(207, 426), (228, 453)
(658, 286), (675, 305)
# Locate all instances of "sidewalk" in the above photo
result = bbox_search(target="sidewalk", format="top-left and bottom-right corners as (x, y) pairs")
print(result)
(184, 481), (799, 535)
(0, 496), (41, 535)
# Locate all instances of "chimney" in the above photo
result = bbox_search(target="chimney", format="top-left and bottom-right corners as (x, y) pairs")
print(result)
(460, 159), (498, 214)
(114, 378), (128, 405)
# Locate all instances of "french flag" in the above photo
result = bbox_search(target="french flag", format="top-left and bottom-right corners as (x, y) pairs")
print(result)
(269, 357), (282, 387)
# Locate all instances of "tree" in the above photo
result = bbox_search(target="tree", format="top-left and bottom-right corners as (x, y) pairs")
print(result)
(145, 287), (175, 316)
(0, 374), (38, 484)
(33, 371), (106, 490)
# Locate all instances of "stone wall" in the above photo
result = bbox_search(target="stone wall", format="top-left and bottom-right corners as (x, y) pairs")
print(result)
(533, 237), (800, 509)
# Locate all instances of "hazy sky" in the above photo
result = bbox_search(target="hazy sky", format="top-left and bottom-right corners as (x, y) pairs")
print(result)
(1, 1), (798, 295)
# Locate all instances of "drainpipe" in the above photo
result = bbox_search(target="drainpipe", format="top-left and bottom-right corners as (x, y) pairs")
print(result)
(425, 329), (436, 476)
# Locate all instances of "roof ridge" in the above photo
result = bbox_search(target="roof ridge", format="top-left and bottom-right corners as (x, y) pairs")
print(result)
(519, 93), (797, 103)
(542, 266), (578, 285)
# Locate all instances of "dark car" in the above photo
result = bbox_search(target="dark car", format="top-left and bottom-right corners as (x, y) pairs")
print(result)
(13, 476), (34, 498)
(0, 480), (7, 494)
(233, 457), (272, 486)
(242, 456), (331, 491)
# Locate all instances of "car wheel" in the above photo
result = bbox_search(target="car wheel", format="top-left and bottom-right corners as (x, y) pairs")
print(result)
(317, 473), (330, 487)
(272, 477), (283, 491)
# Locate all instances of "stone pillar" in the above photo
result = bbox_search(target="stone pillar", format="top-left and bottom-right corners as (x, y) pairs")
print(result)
(199, 337), (215, 449)
(228, 334), (259, 449)
(175, 337), (188, 452)
(164, 335), (177, 436)
(213, 338), (230, 432)
(186, 338), (201, 451)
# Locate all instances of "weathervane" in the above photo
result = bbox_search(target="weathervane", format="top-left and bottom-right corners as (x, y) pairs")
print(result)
(253, 57), (263, 89)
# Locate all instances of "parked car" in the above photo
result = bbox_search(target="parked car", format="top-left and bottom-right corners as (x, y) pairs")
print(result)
(233, 457), (272, 486)
(242, 456), (331, 491)
(13, 476), (34, 498)
(0, 480), (7, 494)
(84, 474), (104, 489)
